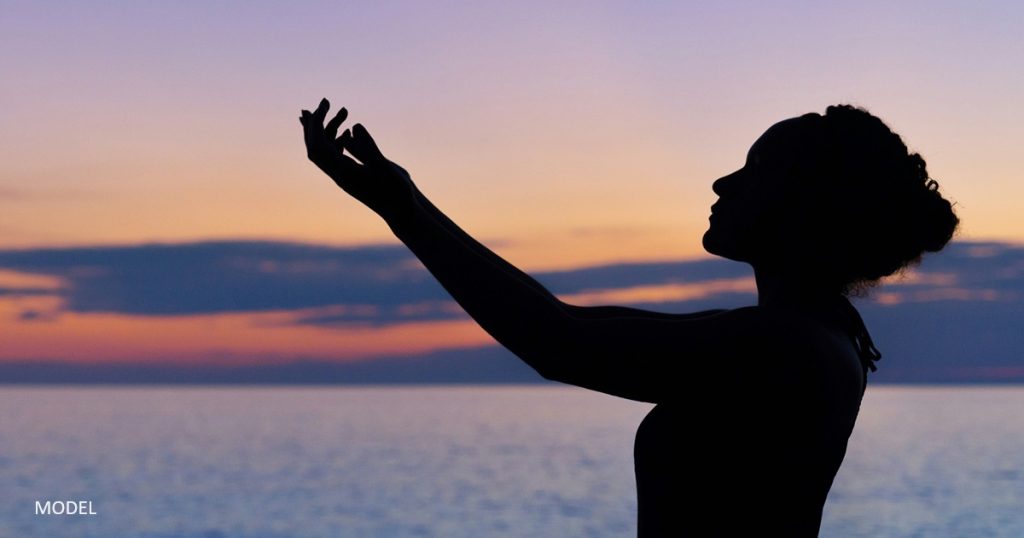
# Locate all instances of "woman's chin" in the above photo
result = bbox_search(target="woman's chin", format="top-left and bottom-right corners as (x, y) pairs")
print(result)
(702, 230), (748, 262)
(702, 229), (726, 256)
(701, 230), (717, 255)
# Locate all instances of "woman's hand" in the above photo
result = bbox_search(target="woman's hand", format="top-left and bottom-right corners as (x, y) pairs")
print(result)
(300, 98), (416, 222)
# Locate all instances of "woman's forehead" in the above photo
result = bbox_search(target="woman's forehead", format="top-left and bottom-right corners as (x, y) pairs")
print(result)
(748, 115), (821, 161)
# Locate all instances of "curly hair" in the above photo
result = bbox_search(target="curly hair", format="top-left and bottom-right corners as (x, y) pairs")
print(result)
(781, 105), (960, 295)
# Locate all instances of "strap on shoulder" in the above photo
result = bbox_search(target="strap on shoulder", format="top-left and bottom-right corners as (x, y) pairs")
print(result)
(836, 297), (881, 392)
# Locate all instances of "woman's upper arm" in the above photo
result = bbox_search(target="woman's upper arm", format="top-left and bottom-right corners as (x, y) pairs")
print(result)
(534, 305), (805, 403)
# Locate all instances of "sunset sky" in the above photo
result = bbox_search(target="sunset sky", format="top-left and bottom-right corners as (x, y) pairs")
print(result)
(2, 1), (1022, 373)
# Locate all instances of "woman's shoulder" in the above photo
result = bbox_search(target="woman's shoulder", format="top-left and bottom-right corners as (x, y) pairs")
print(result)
(708, 304), (836, 352)
(719, 304), (865, 388)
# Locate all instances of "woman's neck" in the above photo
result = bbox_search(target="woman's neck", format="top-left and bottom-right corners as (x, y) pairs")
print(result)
(753, 264), (841, 310)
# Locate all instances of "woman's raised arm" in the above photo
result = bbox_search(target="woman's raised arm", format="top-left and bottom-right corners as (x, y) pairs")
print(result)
(300, 99), (581, 378)
(299, 100), (800, 403)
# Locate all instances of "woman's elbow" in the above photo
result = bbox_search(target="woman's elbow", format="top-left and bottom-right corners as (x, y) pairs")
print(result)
(512, 345), (577, 384)
(512, 348), (560, 381)
(500, 316), (581, 382)
(535, 363), (568, 383)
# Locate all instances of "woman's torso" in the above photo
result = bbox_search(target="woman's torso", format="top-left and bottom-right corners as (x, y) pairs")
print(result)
(633, 306), (867, 536)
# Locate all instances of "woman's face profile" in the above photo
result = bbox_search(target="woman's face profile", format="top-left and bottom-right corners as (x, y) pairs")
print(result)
(702, 117), (812, 263)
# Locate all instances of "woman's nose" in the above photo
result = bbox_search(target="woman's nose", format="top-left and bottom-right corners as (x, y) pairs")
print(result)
(712, 169), (743, 196)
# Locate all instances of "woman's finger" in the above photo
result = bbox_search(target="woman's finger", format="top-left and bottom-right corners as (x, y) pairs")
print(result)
(304, 109), (334, 147)
(347, 123), (386, 164)
(335, 128), (352, 152)
(325, 107), (348, 139)
(301, 110), (319, 154)
(311, 98), (330, 126)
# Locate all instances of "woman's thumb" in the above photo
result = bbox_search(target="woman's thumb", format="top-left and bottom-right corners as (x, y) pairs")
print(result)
(348, 123), (386, 165)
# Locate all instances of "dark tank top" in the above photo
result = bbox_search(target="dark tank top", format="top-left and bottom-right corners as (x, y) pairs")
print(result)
(633, 297), (880, 536)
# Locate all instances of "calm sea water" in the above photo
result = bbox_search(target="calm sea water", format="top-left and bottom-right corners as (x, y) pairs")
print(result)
(1, 385), (1022, 537)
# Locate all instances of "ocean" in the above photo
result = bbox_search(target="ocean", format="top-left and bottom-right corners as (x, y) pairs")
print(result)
(1, 385), (1022, 537)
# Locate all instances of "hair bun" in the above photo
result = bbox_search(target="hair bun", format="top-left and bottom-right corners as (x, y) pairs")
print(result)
(919, 188), (959, 252)
(804, 105), (961, 294)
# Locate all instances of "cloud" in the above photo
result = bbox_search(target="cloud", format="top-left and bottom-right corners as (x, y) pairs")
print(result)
(0, 239), (754, 324)
(0, 239), (1022, 328)
(0, 239), (1022, 382)
(0, 286), (63, 297)
(16, 309), (60, 322)
(0, 240), (449, 318)
(879, 241), (1024, 295)
(534, 257), (752, 293)
(288, 301), (469, 328)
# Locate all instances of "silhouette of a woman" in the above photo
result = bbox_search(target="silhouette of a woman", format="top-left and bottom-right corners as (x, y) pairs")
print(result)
(300, 99), (959, 536)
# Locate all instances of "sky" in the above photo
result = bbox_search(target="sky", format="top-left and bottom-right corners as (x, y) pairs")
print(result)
(1, 1), (1022, 379)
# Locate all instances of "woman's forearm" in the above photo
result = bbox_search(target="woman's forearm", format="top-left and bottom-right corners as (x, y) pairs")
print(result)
(385, 185), (573, 373)
(405, 187), (561, 298)
(399, 193), (725, 322)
